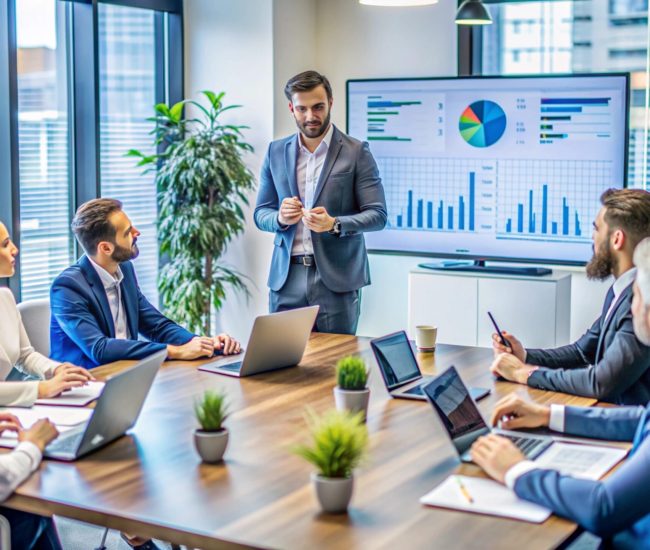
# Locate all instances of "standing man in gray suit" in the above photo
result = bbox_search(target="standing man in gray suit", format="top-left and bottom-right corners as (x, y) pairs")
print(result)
(490, 188), (650, 405)
(254, 70), (387, 334)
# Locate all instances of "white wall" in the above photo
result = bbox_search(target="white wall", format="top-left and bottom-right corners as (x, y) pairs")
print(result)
(184, 0), (607, 344)
(184, 0), (275, 339)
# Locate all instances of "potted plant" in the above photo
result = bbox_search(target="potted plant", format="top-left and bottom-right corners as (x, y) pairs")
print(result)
(193, 390), (229, 463)
(333, 356), (370, 421)
(292, 409), (369, 513)
(128, 91), (255, 333)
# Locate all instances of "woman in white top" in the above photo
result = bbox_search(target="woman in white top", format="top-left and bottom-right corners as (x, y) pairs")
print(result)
(0, 221), (94, 406)
(0, 220), (92, 549)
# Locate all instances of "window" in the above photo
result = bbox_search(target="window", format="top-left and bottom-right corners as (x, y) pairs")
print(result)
(480, 0), (650, 190)
(98, 3), (159, 303)
(16, 0), (72, 301)
(1, 0), (182, 303)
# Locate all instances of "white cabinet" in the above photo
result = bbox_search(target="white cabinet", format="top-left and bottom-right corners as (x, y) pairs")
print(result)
(408, 269), (571, 348)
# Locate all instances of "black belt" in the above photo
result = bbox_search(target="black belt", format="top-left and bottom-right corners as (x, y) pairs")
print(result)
(290, 255), (315, 267)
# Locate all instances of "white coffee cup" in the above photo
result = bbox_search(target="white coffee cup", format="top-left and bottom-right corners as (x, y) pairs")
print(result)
(415, 325), (437, 351)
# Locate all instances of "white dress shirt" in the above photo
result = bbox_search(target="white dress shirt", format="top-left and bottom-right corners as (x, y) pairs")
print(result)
(604, 267), (637, 322)
(89, 259), (130, 340)
(291, 124), (334, 256)
(0, 288), (58, 406)
(0, 440), (42, 502)
(504, 404), (566, 489)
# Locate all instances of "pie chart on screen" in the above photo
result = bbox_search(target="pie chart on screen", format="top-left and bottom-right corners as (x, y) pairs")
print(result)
(459, 100), (507, 148)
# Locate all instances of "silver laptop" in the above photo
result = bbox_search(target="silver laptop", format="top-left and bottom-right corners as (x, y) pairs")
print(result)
(43, 349), (166, 461)
(423, 365), (556, 462)
(370, 331), (490, 402)
(198, 306), (319, 378)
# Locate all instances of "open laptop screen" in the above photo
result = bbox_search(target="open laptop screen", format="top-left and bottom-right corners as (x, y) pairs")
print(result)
(370, 331), (421, 390)
(422, 366), (488, 442)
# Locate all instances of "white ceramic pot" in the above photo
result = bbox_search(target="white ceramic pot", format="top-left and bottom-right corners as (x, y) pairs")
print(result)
(311, 472), (354, 513)
(333, 387), (370, 421)
(193, 428), (229, 463)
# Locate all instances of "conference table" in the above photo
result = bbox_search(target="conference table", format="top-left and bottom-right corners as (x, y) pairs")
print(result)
(5, 334), (600, 549)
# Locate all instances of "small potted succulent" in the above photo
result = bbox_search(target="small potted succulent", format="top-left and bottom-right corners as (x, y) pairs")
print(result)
(193, 390), (229, 463)
(333, 356), (370, 421)
(292, 408), (369, 513)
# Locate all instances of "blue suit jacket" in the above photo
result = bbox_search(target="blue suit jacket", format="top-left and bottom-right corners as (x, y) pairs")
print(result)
(254, 126), (387, 293)
(526, 282), (650, 405)
(515, 404), (650, 548)
(50, 256), (195, 369)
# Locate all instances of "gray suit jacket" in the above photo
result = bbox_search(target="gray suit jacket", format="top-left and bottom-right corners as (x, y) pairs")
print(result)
(526, 282), (650, 405)
(254, 126), (387, 293)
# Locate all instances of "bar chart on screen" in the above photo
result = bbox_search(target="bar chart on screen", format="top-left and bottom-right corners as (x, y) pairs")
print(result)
(377, 157), (497, 232)
(496, 159), (613, 242)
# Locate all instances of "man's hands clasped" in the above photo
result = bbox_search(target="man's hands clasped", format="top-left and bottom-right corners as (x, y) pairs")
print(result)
(278, 196), (336, 233)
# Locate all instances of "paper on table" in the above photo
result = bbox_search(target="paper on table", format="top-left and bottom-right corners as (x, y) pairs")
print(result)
(35, 381), (105, 406)
(535, 442), (628, 480)
(0, 406), (92, 428)
(0, 424), (75, 448)
(420, 475), (551, 523)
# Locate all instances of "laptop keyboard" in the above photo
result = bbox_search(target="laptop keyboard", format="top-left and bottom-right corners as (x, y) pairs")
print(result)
(505, 435), (547, 457)
(404, 385), (424, 396)
(217, 361), (242, 372)
(46, 429), (83, 454)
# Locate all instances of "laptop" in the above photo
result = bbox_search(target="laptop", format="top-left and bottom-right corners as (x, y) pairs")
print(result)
(370, 331), (490, 402)
(422, 365), (556, 462)
(198, 306), (319, 378)
(43, 349), (166, 461)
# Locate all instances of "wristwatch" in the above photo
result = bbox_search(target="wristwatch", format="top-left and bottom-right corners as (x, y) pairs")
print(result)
(328, 217), (341, 236)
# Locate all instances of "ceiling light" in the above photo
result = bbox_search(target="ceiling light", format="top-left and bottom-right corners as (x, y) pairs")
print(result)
(455, 0), (493, 25)
(360, 0), (439, 6)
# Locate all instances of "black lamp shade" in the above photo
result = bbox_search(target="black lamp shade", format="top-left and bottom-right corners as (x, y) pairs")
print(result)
(455, 0), (493, 25)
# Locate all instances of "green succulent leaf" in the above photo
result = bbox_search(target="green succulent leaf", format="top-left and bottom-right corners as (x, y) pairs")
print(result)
(292, 408), (369, 478)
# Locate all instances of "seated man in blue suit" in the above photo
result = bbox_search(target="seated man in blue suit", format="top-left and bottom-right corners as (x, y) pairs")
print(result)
(491, 188), (650, 405)
(50, 198), (241, 369)
(471, 237), (650, 548)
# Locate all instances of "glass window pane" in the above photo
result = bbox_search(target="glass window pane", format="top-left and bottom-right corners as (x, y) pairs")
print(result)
(482, 0), (649, 190)
(16, 0), (72, 301)
(98, 3), (159, 303)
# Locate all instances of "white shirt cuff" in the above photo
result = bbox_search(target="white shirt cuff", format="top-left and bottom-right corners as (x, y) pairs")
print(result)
(549, 404), (566, 433)
(14, 441), (42, 472)
(504, 460), (539, 490)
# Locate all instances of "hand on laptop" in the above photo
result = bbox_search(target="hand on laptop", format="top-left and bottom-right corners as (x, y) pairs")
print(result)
(470, 434), (526, 484)
(490, 353), (536, 385)
(212, 333), (241, 355)
(18, 419), (59, 453)
(167, 337), (215, 360)
(0, 412), (22, 436)
(489, 394), (551, 430)
(38, 364), (95, 398)
(492, 331), (525, 361)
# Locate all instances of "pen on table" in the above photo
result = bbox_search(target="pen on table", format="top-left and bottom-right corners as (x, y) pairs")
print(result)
(454, 476), (474, 504)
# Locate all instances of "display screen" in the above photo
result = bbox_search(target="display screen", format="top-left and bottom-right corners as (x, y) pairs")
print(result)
(422, 366), (487, 440)
(346, 74), (629, 265)
(370, 331), (421, 389)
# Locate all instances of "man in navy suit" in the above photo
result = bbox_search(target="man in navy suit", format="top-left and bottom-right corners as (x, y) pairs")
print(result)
(490, 188), (650, 405)
(471, 237), (650, 548)
(50, 198), (241, 370)
(254, 70), (387, 335)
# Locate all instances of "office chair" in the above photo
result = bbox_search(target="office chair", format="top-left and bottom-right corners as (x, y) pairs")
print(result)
(0, 514), (10, 549)
(16, 298), (51, 356)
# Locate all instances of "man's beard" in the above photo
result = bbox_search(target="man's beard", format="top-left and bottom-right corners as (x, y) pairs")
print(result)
(296, 111), (331, 139)
(111, 240), (139, 263)
(585, 237), (616, 281)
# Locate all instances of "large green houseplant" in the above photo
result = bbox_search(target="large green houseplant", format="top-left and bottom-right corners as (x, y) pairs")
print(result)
(129, 91), (255, 333)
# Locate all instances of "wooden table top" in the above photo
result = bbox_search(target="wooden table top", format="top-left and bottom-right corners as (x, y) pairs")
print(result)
(6, 334), (597, 549)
